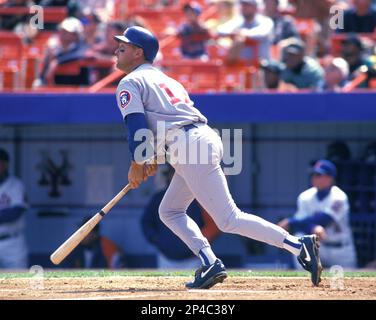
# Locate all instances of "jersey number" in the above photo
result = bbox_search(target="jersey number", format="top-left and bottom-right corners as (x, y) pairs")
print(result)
(159, 83), (189, 106)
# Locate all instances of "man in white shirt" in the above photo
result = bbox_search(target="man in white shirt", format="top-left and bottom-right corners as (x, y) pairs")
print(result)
(0, 148), (28, 269)
(279, 159), (357, 269)
(220, 0), (274, 62)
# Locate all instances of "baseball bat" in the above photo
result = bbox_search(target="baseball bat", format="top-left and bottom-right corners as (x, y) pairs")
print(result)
(50, 183), (131, 265)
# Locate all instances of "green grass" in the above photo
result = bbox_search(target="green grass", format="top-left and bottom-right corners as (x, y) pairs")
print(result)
(1, 269), (376, 279)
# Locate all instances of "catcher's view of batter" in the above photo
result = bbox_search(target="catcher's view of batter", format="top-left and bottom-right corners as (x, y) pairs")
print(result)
(114, 26), (322, 288)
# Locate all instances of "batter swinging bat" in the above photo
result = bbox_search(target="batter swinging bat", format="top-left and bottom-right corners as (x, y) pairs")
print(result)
(50, 184), (131, 265)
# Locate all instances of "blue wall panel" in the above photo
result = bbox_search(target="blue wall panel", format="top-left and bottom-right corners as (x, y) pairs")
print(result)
(1, 92), (376, 124)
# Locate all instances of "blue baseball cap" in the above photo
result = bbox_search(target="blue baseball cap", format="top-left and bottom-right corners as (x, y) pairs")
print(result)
(311, 159), (337, 178)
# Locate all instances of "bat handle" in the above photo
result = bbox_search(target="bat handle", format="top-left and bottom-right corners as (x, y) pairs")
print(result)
(100, 183), (131, 216)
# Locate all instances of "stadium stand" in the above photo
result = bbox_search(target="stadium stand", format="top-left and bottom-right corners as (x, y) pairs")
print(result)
(0, 0), (375, 92)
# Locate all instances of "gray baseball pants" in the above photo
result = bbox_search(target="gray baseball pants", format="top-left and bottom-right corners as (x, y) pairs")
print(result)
(159, 124), (289, 256)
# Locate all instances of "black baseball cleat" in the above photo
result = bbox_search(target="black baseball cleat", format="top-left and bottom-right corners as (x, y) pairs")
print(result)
(186, 259), (227, 289)
(297, 235), (323, 286)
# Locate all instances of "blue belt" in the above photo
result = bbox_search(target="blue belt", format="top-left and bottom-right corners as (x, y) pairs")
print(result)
(181, 123), (198, 131)
(0, 231), (20, 241)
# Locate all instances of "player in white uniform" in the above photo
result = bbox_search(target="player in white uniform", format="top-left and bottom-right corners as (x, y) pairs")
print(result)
(279, 159), (357, 269)
(114, 26), (322, 288)
(0, 149), (28, 269)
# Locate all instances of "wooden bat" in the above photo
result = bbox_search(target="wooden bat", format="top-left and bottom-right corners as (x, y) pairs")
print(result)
(50, 184), (131, 265)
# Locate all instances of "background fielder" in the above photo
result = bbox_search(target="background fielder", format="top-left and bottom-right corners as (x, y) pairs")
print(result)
(0, 148), (28, 269)
(279, 159), (357, 269)
(114, 26), (322, 288)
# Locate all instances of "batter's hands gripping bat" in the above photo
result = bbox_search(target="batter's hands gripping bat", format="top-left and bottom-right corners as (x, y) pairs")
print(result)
(50, 184), (131, 265)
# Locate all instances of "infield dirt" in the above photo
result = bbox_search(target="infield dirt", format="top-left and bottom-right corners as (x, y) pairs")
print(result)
(1, 276), (375, 300)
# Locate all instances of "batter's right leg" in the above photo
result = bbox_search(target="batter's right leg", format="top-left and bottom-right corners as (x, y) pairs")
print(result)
(173, 125), (321, 285)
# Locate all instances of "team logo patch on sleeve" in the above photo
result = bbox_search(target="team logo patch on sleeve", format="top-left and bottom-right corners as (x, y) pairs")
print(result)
(332, 200), (344, 213)
(119, 90), (132, 108)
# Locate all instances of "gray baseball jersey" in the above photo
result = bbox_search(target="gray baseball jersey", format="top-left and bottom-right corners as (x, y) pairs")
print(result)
(116, 63), (207, 138)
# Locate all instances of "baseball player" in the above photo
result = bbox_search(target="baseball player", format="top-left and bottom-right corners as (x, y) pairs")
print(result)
(279, 159), (357, 268)
(114, 26), (322, 288)
(0, 149), (28, 269)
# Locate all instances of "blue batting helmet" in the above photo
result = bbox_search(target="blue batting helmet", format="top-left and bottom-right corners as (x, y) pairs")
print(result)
(114, 26), (159, 62)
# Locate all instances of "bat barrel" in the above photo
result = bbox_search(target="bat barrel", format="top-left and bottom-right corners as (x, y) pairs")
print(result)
(50, 212), (103, 265)
(49, 184), (131, 265)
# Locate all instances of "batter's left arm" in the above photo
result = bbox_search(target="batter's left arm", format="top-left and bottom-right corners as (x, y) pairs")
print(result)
(125, 112), (156, 188)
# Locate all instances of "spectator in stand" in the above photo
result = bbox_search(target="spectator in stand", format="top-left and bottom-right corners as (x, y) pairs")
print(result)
(280, 37), (324, 89)
(161, 0), (178, 6)
(220, 0), (274, 63)
(206, 0), (238, 34)
(33, 17), (89, 87)
(85, 16), (158, 83)
(39, 0), (81, 30)
(88, 16), (152, 61)
(86, 21), (126, 81)
(260, 59), (300, 91)
(341, 34), (374, 88)
(66, 216), (126, 268)
(89, 21), (126, 60)
(288, 0), (335, 57)
(0, 0), (34, 31)
(0, 0), (41, 45)
(317, 57), (350, 91)
(141, 165), (220, 269)
(338, 0), (376, 33)
(140, 0), (179, 8)
(260, 59), (284, 89)
(39, 0), (78, 11)
(205, 0), (239, 56)
(79, 9), (101, 47)
(263, 0), (300, 45)
(69, 0), (114, 23)
(176, 1), (211, 60)
(287, 0), (335, 35)
(288, 0), (335, 26)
